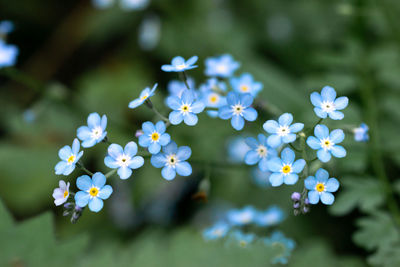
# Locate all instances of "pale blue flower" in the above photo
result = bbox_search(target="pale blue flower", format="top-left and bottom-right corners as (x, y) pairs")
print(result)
(231, 73), (263, 96)
(304, 168), (339, 205)
(167, 78), (195, 98)
(310, 86), (348, 120)
(228, 230), (256, 248)
(202, 222), (230, 241)
(205, 54), (240, 78)
(0, 21), (14, 35)
(120, 0), (149, 11)
(167, 90), (205, 126)
(52, 180), (70, 206)
(138, 121), (171, 154)
(307, 124), (346, 163)
(0, 40), (18, 68)
(251, 168), (271, 188)
(128, 83), (157, 109)
(263, 231), (296, 264)
(227, 206), (256, 226)
(254, 206), (285, 227)
(55, 138), (83, 176)
(92, 0), (114, 9)
(74, 172), (113, 212)
(263, 113), (304, 148)
(244, 134), (276, 171)
(161, 56), (198, 72)
(267, 147), (305, 187)
(226, 136), (250, 163)
(150, 141), (192, 180)
(77, 113), (107, 148)
(104, 142), (144, 179)
(354, 123), (369, 142)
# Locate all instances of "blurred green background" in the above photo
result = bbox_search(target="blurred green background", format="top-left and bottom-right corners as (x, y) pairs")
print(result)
(1, 0), (400, 266)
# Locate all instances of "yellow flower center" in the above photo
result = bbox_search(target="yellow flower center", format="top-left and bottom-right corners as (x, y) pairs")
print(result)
(176, 64), (186, 70)
(282, 165), (291, 174)
(209, 94), (219, 103)
(63, 190), (69, 198)
(167, 155), (177, 166)
(240, 85), (249, 92)
(141, 94), (148, 101)
(67, 155), (76, 164)
(320, 138), (334, 150)
(239, 240), (248, 247)
(180, 104), (191, 114)
(316, 183), (325, 192)
(89, 187), (99, 197)
(151, 132), (160, 141)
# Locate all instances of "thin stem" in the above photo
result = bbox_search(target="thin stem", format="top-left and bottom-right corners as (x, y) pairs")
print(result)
(105, 169), (117, 179)
(179, 71), (191, 90)
(102, 136), (112, 145)
(147, 100), (169, 123)
(77, 162), (93, 176)
(308, 118), (323, 134)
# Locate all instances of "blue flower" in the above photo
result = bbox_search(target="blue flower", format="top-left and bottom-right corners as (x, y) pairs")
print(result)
(205, 54), (240, 78)
(0, 40), (18, 68)
(231, 73), (263, 96)
(228, 230), (256, 248)
(52, 180), (70, 206)
(77, 113), (107, 148)
(120, 0), (149, 11)
(128, 83), (157, 109)
(167, 78), (196, 98)
(202, 222), (230, 241)
(263, 231), (295, 264)
(104, 142), (144, 179)
(310, 86), (349, 120)
(263, 113), (304, 148)
(353, 123), (369, 142)
(306, 124), (346, 163)
(304, 168), (339, 205)
(55, 138), (83, 176)
(226, 136), (250, 163)
(267, 147), (305, 187)
(138, 121), (171, 154)
(161, 56), (198, 72)
(74, 172), (113, 212)
(167, 90), (205, 126)
(251, 168), (271, 188)
(199, 78), (228, 118)
(218, 92), (257, 131)
(244, 134), (277, 171)
(91, 0), (114, 9)
(226, 206), (256, 226)
(0, 21), (14, 35)
(150, 141), (192, 180)
(254, 206), (285, 227)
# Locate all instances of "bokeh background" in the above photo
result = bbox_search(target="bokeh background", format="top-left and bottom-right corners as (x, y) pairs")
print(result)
(1, 0), (400, 266)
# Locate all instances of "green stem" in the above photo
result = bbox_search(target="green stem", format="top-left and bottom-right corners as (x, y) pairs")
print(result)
(180, 71), (191, 90)
(77, 162), (93, 176)
(105, 169), (117, 179)
(308, 118), (323, 134)
(149, 101), (169, 123)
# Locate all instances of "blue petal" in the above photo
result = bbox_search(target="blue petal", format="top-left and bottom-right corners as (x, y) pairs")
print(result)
(62, 164), (75, 176)
(108, 144), (123, 159)
(304, 176), (317, 190)
(169, 110), (184, 125)
(242, 107), (257, 121)
(317, 149), (331, 163)
(321, 86), (336, 101)
(308, 191), (320, 204)
(292, 159), (306, 173)
(58, 145), (72, 160)
(320, 192), (335, 205)
(186, 55), (198, 66)
(155, 120), (166, 133)
(231, 115), (245, 130)
(176, 162), (192, 176)
(55, 161), (67, 175)
(258, 158), (269, 172)
(151, 153), (167, 168)
(329, 110), (344, 120)
(314, 107), (327, 118)
(315, 168), (329, 182)
(82, 138), (96, 148)
(289, 123), (304, 133)
(148, 142), (161, 154)
(76, 175), (92, 191)
(104, 156), (119, 168)
(75, 191), (89, 207)
(163, 141), (178, 154)
(183, 113), (198, 126)
(124, 141), (138, 157)
(334, 96), (348, 110)
(161, 65), (174, 72)
(278, 113), (293, 126)
(88, 197), (104, 212)
(314, 124), (329, 139)
(166, 96), (182, 110)
(191, 101), (205, 113)
(284, 174), (298, 185)
(307, 136), (321, 150)
(101, 115), (107, 130)
(128, 98), (144, 109)
(181, 90), (194, 104)
(268, 157), (283, 172)
(282, 133), (296, 143)
(257, 134), (267, 144)
(331, 145), (346, 158)
(330, 129), (345, 143)
(218, 106), (232, 120)
(171, 56), (185, 66)
(158, 133), (171, 146)
(77, 126), (92, 141)
(263, 120), (278, 134)
(240, 93), (253, 107)
(280, 147), (295, 164)
(98, 185), (113, 199)
(92, 172), (106, 188)
(325, 178), (340, 192)
(245, 151), (259, 165)
(128, 156), (144, 169)
(118, 166), (132, 180)
(267, 134), (281, 148)
(139, 135), (151, 147)
(177, 146), (191, 161)
(226, 92), (238, 105)
(269, 173), (284, 187)
(245, 137), (258, 149)
(87, 113), (101, 128)
(310, 92), (322, 107)
(142, 121), (155, 134)
(161, 166), (176, 180)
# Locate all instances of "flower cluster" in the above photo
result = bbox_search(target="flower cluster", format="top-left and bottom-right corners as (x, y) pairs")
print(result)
(0, 20), (18, 68)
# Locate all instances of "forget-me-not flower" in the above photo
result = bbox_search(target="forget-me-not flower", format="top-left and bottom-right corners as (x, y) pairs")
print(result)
(138, 121), (171, 154)
(128, 83), (157, 109)
(167, 78), (195, 98)
(77, 112), (107, 148)
(199, 78), (227, 118)
(120, 0), (149, 11)
(205, 54), (240, 78)
(150, 141), (192, 180)
(227, 206), (256, 226)
(244, 134), (276, 171)
(307, 124), (346, 163)
(231, 73), (263, 96)
(353, 123), (369, 142)
(0, 21), (14, 35)
(267, 147), (305, 187)
(167, 90), (205, 126)
(0, 40), (18, 68)
(251, 168), (271, 188)
(263, 231), (296, 264)
(55, 138), (83, 176)
(226, 136), (250, 163)
(104, 142), (144, 179)
(74, 172), (113, 212)
(52, 180), (70, 206)
(202, 222), (230, 241)
(161, 56), (198, 72)
(310, 86), (349, 120)
(263, 113), (304, 148)
(304, 168), (339, 205)
(254, 206), (285, 227)
(92, 0), (114, 9)
(229, 230), (256, 248)
(218, 92), (257, 131)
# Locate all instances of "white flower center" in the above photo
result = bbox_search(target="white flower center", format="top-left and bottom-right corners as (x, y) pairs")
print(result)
(176, 64), (187, 70)
(239, 212), (252, 223)
(180, 103), (192, 114)
(117, 154), (131, 167)
(213, 228), (224, 237)
(277, 125), (290, 137)
(320, 138), (334, 150)
(231, 104), (244, 116)
(91, 126), (103, 139)
(256, 145), (268, 158)
(166, 154), (178, 167)
(216, 64), (227, 73)
(321, 101), (335, 113)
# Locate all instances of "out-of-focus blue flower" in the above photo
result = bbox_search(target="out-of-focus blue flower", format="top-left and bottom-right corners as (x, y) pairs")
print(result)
(120, 0), (149, 11)
(263, 231), (296, 264)
(228, 230), (256, 248)
(128, 83), (157, 109)
(92, 0), (114, 9)
(263, 113), (304, 148)
(104, 142), (144, 179)
(227, 206), (256, 226)
(55, 138), (83, 176)
(205, 54), (240, 78)
(150, 141), (192, 180)
(310, 86), (348, 120)
(138, 121), (171, 154)
(231, 73), (263, 96)
(0, 40), (18, 68)
(305, 168), (339, 205)
(254, 206), (285, 227)
(202, 222), (230, 241)
(52, 180), (70, 206)
(199, 78), (228, 118)
(167, 78), (196, 98)
(267, 147), (305, 187)
(251, 168), (271, 188)
(167, 90), (205, 126)
(218, 92), (257, 131)
(226, 136), (250, 163)
(161, 56), (198, 72)
(138, 14), (160, 51)
(0, 21), (14, 35)
(77, 113), (107, 148)
(353, 123), (369, 142)
(244, 134), (276, 171)
(307, 124), (346, 163)
(23, 109), (36, 123)
(74, 172), (113, 212)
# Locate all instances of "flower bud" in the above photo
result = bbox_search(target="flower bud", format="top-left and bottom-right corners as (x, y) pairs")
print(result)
(135, 130), (144, 138)
(291, 192), (301, 202)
